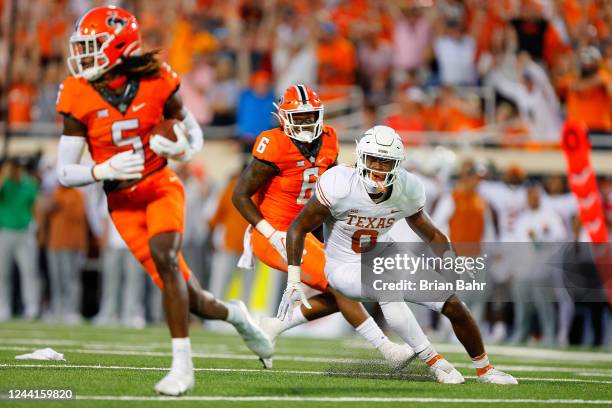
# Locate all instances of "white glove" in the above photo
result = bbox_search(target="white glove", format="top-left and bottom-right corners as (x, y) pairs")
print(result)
(256, 219), (287, 261)
(150, 123), (193, 162)
(277, 265), (312, 321)
(92, 150), (144, 181)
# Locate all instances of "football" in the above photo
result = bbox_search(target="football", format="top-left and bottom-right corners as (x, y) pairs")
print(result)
(151, 118), (181, 142)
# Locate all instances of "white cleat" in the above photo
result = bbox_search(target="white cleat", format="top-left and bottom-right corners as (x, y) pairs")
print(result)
(154, 368), (194, 396)
(257, 317), (279, 369)
(429, 357), (465, 384)
(378, 341), (416, 370)
(477, 367), (518, 385)
(230, 301), (274, 361)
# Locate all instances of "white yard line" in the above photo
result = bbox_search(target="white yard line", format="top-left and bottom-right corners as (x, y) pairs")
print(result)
(73, 395), (612, 404)
(3, 330), (612, 363)
(2, 363), (612, 385)
(2, 345), (612, 377)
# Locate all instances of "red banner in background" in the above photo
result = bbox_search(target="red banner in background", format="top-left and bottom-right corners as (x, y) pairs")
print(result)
(561, 120), (612, 306)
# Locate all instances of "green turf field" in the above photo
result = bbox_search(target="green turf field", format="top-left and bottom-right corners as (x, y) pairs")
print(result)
(0, 321), (611, 407)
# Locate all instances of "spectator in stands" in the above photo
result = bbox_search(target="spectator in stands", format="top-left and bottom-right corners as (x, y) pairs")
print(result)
(385, 87), (427, 144)
(561, 46), (611, 133)
(8, 60), (36, 126)
(207, 170), (251, 303)
(34, 63), (61, 124)
(35, 0), (68, 67)
(42, 184), (87, 324)
(508, 0), (550, 62)
(209, 57), (240, 126)
(272, 10), (318, 97)
(316, 22), (357, 99)
(428, 86), (484, 132)
(357, 25), (394, 106)
(236, 70), (275, 153)
(432, 8), (477, 86)
(390, 2), (432, 81)
(0, 158), (40, 321)
(490, 52), (562, 142)
(180, 52), (214, 125)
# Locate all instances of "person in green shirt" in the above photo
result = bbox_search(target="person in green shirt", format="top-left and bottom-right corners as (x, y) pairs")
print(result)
(0, 157), (41, 320)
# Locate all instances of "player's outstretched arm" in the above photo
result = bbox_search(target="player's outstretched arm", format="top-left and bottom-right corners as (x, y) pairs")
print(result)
(286, 195), (331, 267)
(405, 209), (454, 257)
(277, 196), (331, 320)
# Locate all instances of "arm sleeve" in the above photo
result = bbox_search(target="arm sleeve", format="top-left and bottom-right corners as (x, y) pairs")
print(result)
(56, 135), (96, 187)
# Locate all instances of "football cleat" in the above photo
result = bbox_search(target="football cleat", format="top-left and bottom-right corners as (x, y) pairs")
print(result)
(378, 341), (416, 370)
(477, 367), (518, 385)
(154, 368), (194, 396)
(230, 301), (274, 361)
(258, 316), (280, 369)
(429, 357), (465, 384)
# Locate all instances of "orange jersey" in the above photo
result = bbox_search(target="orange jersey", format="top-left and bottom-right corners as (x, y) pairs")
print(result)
(252, 126), (339, 231)
(56, 63), (180, 176)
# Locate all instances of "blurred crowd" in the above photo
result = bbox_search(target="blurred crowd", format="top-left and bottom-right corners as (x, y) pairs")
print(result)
(2, 0), (612, 147)
(1, 150), (611, 349)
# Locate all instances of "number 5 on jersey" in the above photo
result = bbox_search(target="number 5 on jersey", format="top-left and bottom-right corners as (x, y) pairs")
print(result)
(112, 119), (144, 157)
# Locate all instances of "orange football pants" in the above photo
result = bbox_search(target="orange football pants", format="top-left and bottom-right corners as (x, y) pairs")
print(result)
(251, 228), (328, 292)
(106, 167), (191, 288)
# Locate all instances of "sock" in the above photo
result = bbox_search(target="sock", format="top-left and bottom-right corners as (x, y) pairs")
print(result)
(379, 302), (430, 349)
(224, 301), (243, 325)
(417, 344), (442, 366)
(268, 307), (308, 337)
(472, 352), (493, 375)
(379, 302), (442, 366)
(355, 317), (387, 349)
(171, 337), (192, 371)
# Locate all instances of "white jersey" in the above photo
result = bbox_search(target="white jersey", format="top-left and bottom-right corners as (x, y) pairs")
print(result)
(478, 180), (527, 241)
(316, 165), (425, 263)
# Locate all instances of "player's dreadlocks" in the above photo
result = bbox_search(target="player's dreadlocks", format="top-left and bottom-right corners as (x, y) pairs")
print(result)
(95, 50), (162, 87)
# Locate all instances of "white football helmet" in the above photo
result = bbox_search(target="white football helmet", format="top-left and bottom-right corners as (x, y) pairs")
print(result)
(356, 126), (405, 193)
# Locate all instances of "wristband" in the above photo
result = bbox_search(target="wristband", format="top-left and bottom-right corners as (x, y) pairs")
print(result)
(287, 265), (301, 284)
(256, 219), (276, 238)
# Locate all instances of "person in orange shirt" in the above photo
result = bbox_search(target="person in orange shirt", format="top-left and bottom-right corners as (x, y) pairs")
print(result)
(564, 46), (612, 132)
(317, 22), (357, 99)
(207, 171), (252, 303)
(233, 84), (414, 369)
(42, 185), (88, 324)
(54, 6), (271, 396)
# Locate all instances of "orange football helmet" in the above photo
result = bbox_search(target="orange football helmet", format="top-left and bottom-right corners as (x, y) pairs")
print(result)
(67, 6), (141, 81)
(274, 84), (324, 143)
